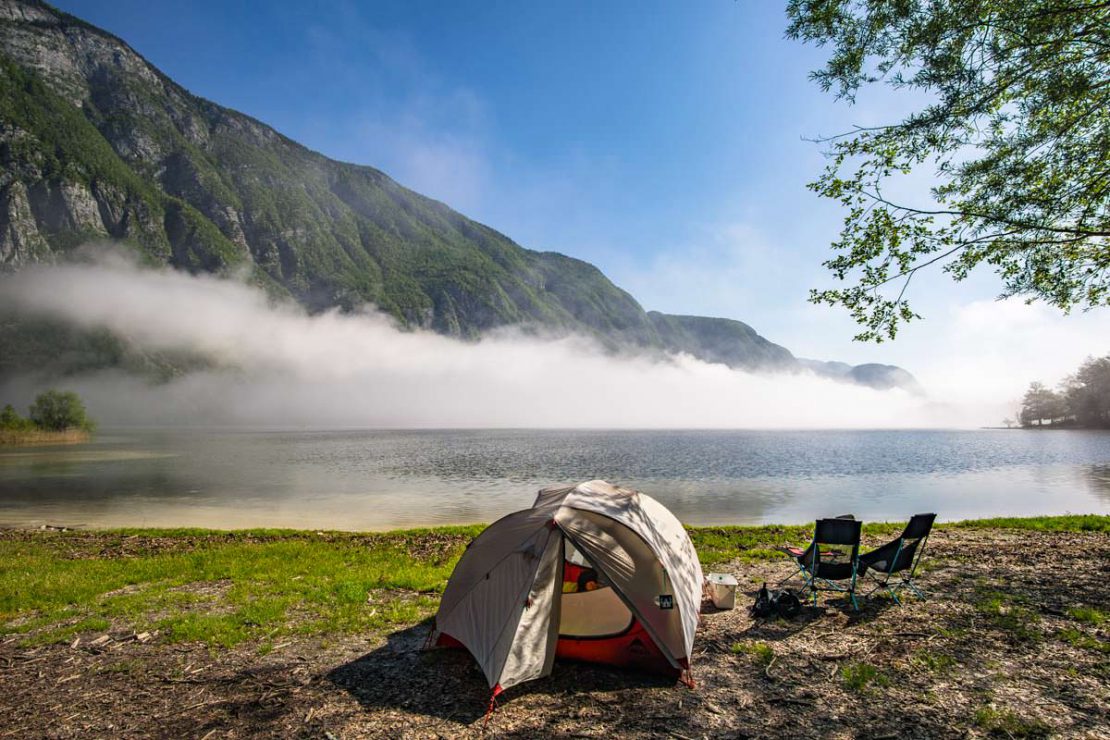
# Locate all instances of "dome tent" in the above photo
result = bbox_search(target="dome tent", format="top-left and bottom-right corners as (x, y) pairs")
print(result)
(432, 480), (704, 697)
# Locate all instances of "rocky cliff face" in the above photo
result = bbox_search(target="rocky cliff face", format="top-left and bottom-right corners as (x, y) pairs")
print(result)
(0, 0), (919, 391)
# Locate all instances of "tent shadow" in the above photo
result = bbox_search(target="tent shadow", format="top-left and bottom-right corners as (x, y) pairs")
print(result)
(326, 618), (680, 724)
(325, 619), (490, 724)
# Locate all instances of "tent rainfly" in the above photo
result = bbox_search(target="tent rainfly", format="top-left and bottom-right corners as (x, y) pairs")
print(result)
(431, 480), (704, 697)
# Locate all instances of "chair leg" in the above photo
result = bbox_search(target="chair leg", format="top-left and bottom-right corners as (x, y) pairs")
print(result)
(902, 579), (927, 600)
(848, 564), (859, 611)
(864, 574), (902, 605)
(890, 578), (926, 601)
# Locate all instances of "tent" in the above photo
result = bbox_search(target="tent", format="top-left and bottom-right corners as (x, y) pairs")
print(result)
(432, 480), (704, 698)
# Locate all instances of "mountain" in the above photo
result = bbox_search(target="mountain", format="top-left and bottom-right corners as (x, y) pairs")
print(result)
(0, 0), (917, 391)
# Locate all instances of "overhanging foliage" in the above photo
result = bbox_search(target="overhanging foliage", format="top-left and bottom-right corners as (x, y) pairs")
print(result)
(788, 0), (1110, 340)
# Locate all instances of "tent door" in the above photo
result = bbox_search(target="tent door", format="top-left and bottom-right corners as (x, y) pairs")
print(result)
(559, 539), (634, 638)
(555, 536), (678, 676)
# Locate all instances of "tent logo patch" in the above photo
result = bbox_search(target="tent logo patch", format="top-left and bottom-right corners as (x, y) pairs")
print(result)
(658, 594), (674, 610)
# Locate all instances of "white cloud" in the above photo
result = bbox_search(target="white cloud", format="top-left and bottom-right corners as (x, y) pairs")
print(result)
(0, 257), (954, 430)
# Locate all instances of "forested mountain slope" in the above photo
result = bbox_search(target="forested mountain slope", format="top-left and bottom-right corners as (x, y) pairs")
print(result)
(0, 0), (916, 390)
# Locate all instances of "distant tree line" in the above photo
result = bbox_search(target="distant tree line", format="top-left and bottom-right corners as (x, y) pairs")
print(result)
(0, 390), (95, 433)
(1016, 355), (1110, 429)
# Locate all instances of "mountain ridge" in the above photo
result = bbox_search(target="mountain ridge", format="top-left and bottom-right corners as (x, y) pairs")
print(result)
(0, 0), (918, 391)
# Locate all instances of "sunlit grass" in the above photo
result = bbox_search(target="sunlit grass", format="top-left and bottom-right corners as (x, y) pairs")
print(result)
(973, 587), (1040, 643)
(840, 662), (888, 692)
(689, 521), (904, 566)
(973, 705), (1050, 737)
(951, 514), (1110, 533)
(1, 515), (1105, 649)
(731, 640), (774, 669)
(692, 515), (1109, 566)
(1057, 627), (1110, 655)
(911, 649), (958, 674)
(1066, 605), (1106, 626)
(0, 529), (476, 647)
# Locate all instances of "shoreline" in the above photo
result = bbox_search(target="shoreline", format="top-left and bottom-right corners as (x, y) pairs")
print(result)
(2, 515), (1108, 737)
(2, 512), (1109, 536)
(0, 429), (90, 447)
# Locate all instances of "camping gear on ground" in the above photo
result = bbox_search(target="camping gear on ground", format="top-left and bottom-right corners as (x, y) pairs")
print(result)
(749, 582), (803, 619)
(774, 589), (802, 618)
(858, 513), (936, 604)
(777, 517), (864, 610)
(706, 572), (738, 610)
(431, 480), (704, 701)
(751, 582), (774, 617)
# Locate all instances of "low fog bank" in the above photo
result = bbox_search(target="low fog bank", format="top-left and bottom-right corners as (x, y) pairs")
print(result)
(0, 257), (979, 429)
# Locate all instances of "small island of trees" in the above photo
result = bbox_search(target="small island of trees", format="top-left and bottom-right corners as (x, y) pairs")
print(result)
(0, 390), (95, 445)
(1015, 355), (1110, 429)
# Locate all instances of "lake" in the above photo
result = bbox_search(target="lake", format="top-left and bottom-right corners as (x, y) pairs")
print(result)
(0, 429), (1107, 530)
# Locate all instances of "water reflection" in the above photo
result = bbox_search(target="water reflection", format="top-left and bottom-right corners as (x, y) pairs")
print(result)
(0, 429), (1107, 530)
(1085, 465), (1110, 503)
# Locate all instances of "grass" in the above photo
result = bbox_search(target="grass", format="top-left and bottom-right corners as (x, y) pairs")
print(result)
(1, 515), (1106, 649)
(1057, 627), (1110, 654)
(0, 429), (90, 446)
(689, 521), (906, 567)
(973, 586), (1041, 643)
(840, 662), (888, 692)
(0, 527), (481, 648)
(692, 514), (1110, 566)
(910, 649), (958, 673)
(951, 514), (1110, 534)
(1066, 605), (1106, 626)
(973, 706), (1051, 737)
(731, 641), (774, 669)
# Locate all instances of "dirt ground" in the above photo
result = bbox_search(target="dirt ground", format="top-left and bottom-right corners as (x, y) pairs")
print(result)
(2, 527), (1108, 739)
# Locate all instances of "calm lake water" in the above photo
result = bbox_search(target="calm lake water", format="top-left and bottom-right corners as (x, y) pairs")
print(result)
(1, 429), (1108, 530)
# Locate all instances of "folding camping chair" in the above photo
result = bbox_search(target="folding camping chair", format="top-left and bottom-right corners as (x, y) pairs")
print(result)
(858, 513), (936, 604)
(778, 517), (863, 610)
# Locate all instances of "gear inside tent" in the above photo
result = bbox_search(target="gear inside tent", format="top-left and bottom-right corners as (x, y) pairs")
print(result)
(431, 480), (704, 697)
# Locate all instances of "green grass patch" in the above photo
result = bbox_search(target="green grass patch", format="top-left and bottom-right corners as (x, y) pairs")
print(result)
(1, 516), (1104, 650)
(0, 528), (478, 648)
(951, 515), (1110, 534)
(1057, 627), (1110, 654)
(1066, 605), (1106, 626)
(731, 640), (774, 668)
(910, 649), (957, 673)
(973, 706), (1050, 737)
(974, 587), (1041, 643)
(689, 521), (904, 566)
(840, 662), (888, 692)
(692, 515), (1109, 566)
(21, 617), (111, 647)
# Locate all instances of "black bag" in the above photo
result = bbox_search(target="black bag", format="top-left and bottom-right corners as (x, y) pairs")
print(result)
(751, 583), (802, 620)
(751, 582), (774, 617)
(774, 589), (802, 619)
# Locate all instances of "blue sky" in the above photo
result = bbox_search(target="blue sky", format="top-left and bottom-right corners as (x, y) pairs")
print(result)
(55, 0), (1106, 406)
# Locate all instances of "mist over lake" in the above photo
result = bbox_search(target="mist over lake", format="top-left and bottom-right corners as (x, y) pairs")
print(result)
(2, 428), (1107, 530)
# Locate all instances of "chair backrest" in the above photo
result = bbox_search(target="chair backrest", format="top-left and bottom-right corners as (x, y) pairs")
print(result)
(901, 513), (936, 540)
(865, 513), (936, 575)
(815, 517), (862, 546)
(807, 518), (862, 581)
